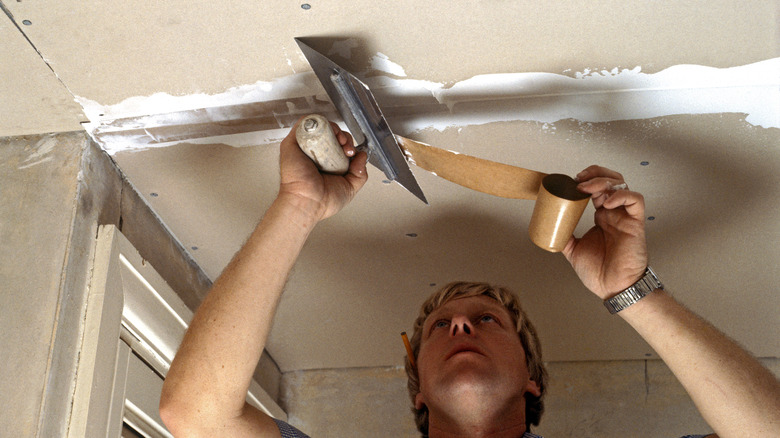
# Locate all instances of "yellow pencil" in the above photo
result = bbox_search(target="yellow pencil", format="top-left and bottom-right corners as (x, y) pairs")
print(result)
(401, 331), (415, 368)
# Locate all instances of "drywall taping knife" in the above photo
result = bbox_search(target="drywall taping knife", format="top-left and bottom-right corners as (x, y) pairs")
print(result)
(294, 38), (428, 204)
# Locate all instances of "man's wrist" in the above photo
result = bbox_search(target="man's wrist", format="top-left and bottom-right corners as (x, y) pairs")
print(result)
(272, 192), (323, 230)
(604, 267), (664, 314)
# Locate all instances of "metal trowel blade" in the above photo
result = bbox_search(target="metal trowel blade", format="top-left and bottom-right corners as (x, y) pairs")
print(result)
(295, 38), (427, 204)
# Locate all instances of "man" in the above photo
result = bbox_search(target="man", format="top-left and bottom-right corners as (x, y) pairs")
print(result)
(405, 281), (547, 437)
(160, 118), (780, 437)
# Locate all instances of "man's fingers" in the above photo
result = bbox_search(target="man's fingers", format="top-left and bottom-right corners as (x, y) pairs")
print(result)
(576, 165), (624, 183)
(603, 189), (645, 220)
(578, 177), (628, 208)
(327, 121), (359, 158)
(339, 131), (357, 157)
(577, 176), (627, 192)
(345, 151), (369, 185)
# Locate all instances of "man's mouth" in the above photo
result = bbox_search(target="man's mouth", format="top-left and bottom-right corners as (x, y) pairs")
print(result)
(445, 344), (485, 360)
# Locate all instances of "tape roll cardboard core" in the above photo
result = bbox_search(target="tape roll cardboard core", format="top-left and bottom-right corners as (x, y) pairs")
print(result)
(529, 174), (591, 252)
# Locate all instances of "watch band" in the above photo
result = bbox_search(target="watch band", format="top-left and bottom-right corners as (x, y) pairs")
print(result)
(604, 267), (663, 314)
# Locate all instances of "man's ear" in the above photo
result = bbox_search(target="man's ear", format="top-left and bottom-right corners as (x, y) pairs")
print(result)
(414, 392), (426, 410)
(525, 379), (542, 398)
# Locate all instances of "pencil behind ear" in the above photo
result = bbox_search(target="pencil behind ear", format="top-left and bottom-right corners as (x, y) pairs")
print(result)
(401, 332), (416, 368)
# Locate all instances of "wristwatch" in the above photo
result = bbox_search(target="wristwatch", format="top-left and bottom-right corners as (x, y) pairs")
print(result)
(604, 267), (664, 314)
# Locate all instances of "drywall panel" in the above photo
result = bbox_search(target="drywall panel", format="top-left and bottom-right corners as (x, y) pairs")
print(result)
(113, 113), (780, 372)
(0, 13), (84, 135)
(4, 0), (775, 109)
(0, 133), (83, 436)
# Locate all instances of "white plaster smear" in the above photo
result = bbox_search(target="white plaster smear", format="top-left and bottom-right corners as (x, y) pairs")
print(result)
(370, 53), (407, 77)
(370, 58), (779, 132)
(78, 57), (779, 155)
(77, 73), (324, 122)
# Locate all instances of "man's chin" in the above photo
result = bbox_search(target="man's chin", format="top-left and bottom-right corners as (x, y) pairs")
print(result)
(435, 367), (501, 396)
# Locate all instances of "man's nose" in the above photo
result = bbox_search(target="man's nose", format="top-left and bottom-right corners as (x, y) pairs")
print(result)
(450, 314), (474, 336)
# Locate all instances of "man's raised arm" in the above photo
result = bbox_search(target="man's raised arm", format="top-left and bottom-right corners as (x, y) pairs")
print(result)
(563, 165), (780, 438)
(159, 119), (368, 437)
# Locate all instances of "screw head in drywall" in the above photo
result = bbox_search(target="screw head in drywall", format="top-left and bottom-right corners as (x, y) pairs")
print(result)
(150, 192), (159, 197)
(301, 3), (311, 10)
(640, 161), (650, 166)
(22, 20), (32, 25)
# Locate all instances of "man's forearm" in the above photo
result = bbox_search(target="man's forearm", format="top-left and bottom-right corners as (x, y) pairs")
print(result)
(620, 290), (780, 437)
(160, 194), (320, 432)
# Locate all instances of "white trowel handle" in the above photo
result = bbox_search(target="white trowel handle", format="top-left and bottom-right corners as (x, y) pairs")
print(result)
(295, 114), (350, 175)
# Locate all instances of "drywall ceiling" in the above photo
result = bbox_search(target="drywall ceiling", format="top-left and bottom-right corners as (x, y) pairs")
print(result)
(2, 1), (778, 372)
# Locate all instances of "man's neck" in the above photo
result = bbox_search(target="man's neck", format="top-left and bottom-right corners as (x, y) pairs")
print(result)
(426, 402), (528, 438)
(427, 421), (527, 438)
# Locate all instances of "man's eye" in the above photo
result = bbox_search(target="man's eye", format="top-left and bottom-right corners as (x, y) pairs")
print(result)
(434, 320), (449, 329)
(479, 314), (496, 323)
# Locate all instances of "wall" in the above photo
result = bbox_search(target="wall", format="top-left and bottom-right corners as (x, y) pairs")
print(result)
(0, 131), (280, 436)
(281, 358), (780, 437)
(281, 367), (418, 437)
(1, 132), (86, 436)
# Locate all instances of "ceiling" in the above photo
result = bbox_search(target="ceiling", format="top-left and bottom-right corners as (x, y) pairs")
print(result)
(3, 1), (778, 372)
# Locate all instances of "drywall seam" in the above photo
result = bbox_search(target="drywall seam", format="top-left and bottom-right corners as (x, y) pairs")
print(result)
(78, 57), (780, 155)
(377, 59), (779, 131)
(1, 2), (86, 124)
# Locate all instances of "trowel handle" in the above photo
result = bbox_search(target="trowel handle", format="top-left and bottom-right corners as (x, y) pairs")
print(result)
(295, 114), (350, 175)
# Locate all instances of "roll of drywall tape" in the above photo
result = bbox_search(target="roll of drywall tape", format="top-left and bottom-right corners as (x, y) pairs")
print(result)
(396, 136), (591, 253)
(528, 174), (590, 252)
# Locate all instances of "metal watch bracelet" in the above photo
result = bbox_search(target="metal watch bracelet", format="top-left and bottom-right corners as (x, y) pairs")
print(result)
(604, 267), (664, 314)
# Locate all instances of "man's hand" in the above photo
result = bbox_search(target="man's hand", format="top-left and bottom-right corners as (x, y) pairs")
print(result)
(562, 165), (648, 299)
(278, 117), (368, 223)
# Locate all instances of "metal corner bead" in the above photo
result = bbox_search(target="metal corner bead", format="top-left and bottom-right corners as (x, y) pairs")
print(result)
(604, 267), (663, 314)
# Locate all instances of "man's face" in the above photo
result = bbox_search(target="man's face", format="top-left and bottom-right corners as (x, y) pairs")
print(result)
(415, 295), (541, 415)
